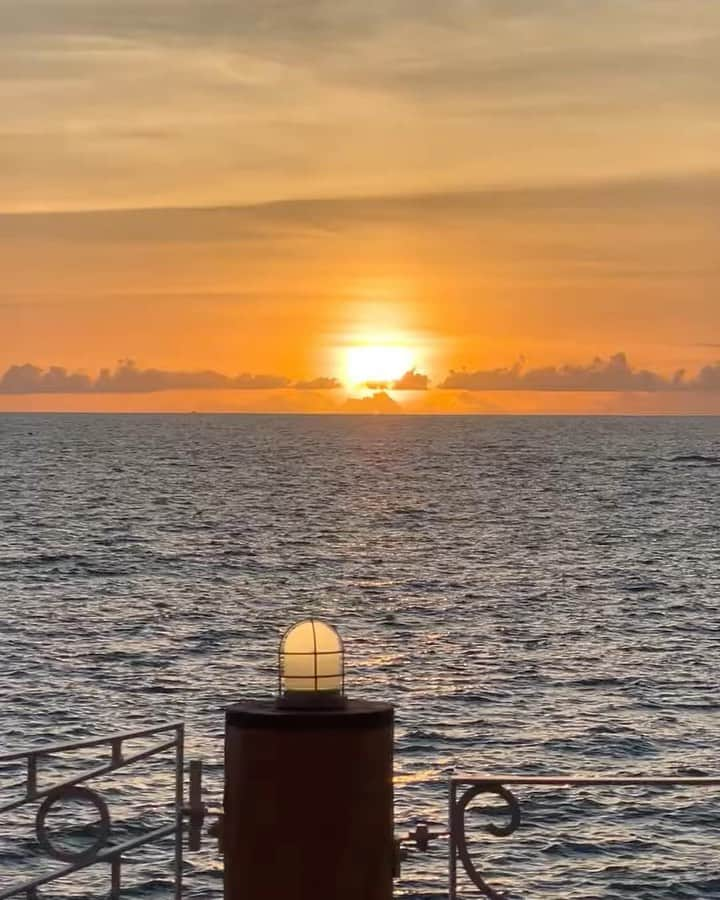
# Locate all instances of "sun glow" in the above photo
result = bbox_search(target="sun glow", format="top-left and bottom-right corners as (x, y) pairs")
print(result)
(343, 344), (415, 388)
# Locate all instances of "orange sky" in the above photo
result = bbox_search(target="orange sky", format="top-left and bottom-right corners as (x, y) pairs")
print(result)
(2, 2), (719, 413)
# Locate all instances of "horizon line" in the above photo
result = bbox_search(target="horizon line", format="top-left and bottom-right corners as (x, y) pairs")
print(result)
(3, 410), (720, 419)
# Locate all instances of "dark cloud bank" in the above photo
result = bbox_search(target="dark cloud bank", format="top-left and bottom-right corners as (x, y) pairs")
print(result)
(0, 362), (429, 394)
(440, 353), (720, 392)
(0, 361), (292, 394)
(4, 354), (720, 395)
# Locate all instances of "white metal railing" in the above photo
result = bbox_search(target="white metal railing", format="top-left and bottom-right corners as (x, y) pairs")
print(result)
(0, 721), (204, 899)
(8, 728), (717, 898)
(448, 775), (720, 898)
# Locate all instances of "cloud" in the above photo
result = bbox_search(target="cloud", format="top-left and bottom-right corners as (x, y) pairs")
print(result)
(0, 360), (290, 393)
(2, 0), (718, 214)
(230, 373), (289, 389)
(0, 364), (93, 393)
(342, 391), (402, 413)
(4, 170), (719, 237)
(294, 376), (343, 390)
(692, 363), (720, 391)
(392, 369), (430, 390)
(440, 352), (720, 392)
(364, 369), (431, 391)
(8, 355), (720, 397)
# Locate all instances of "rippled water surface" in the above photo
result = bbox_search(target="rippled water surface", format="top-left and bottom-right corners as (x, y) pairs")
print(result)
(1, 414), (719, 898)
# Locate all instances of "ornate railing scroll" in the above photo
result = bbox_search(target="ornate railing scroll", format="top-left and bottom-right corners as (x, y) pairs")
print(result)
(448, 775), (720, 899)
(0, 721), (204, 899)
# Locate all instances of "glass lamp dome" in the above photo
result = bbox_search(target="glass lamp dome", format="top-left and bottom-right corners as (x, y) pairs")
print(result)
(278, 619), (345, 709)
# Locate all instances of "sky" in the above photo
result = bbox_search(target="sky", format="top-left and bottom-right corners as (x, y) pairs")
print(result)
(1, 0), (719, 413)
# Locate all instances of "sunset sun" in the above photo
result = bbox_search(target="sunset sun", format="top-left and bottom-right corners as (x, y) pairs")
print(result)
(343, 344), (415, 388)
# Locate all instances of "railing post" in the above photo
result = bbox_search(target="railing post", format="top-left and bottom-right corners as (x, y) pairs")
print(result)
(111, 739), (123, 768)
(27, 755), (37, 800)
(175, 724), (184, 900)
(110, 857), (121, 899)
(448, 780), (457, 900)
(188, 760), (203, 852)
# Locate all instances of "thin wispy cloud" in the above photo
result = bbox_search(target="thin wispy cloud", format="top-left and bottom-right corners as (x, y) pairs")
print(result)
(3, 172), (719, 241)
(2, 1), (718, 212)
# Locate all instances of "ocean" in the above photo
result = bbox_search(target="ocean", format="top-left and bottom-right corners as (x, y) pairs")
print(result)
(1, 413), (719, 898)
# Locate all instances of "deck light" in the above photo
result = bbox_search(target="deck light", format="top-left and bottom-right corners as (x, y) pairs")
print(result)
(225, 618), (394, 900)
(278, 618), (345, 708)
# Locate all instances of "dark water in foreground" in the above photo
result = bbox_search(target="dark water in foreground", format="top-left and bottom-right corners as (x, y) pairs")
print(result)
(1, 414), (719, 899)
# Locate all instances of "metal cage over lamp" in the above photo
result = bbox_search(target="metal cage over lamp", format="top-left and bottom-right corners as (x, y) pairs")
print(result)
(277, 619), (345, 709)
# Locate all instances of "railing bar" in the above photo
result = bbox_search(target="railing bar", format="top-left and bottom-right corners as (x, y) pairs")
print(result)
(0, 778), (34, 794)
(0, 824), (178, 899)
(93, 824), (179, 862)
(113, 738), (179, 771)
(452, 776), (720, 786)
(0, 739), (178, 815)
(0, 721), (184, 763)
(0, 763), (110, 815)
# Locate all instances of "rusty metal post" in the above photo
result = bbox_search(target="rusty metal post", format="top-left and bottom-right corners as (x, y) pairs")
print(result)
(224, 699), (394, 900)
